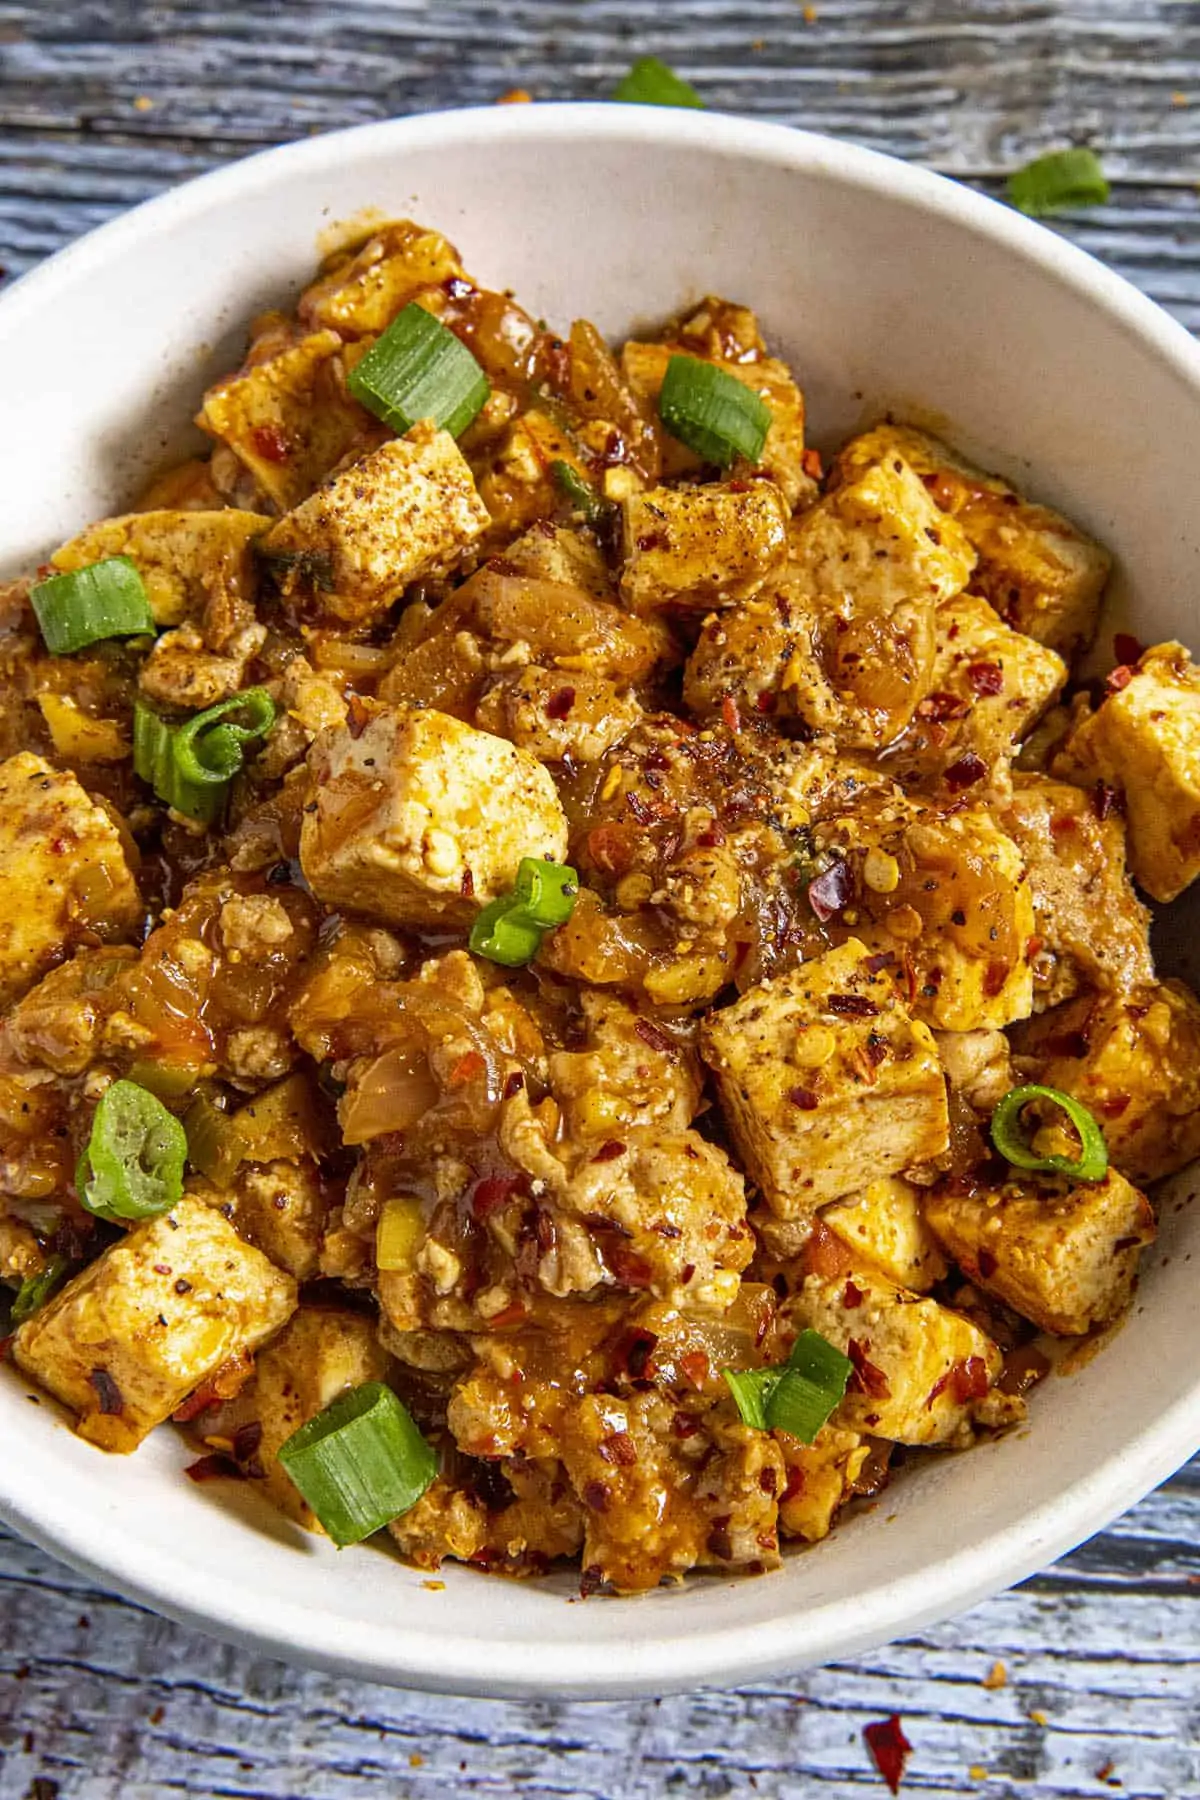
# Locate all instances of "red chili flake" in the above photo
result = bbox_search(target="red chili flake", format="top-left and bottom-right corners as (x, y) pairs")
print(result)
(461, 866), (475, 898)
(592, 1139), (626, 1163)
(609, 1245), (654, 1289)
(788, 1086), (820, 1110)
(863, 1714), (913, 1795)
(449, 1050), (486, 1087)
(503, 1070), (525, 1100)
(679, 1262), (696, 1285)
(759, 1464), (779, 1495)
(843, 1279), (864, 1309)
(233, 1420), (264, 1463)
(801, 446), (824, 481)
(721, 694), (741, 734)
(680, 1349), (710, 1391)
(153, 1264), (172, 1277)
(847, 1339), (891, 1399)
(1091, 780), (1122, 821)
(487, 1302), (528, 1329)
(546, 686), (576, 720)
(807, 859), (853, 921)
(781, 1463), (806, 1502)
(1113, 632), (1144, 665)
(1100, 1094), (1131, 1118)
(944, 751), (987, 792)
(865, 950), (896, 975)
(635, 1017), (674, 1055)
(185, 1454), (245, 1484)
(917, 690), (969, 723)
(1026, 935), (1043, 960)
(598, 1432), (638, 1467)
(345, 694), (373, 738)
(671, 1411), (699, 1440)
(977, 1248), (998, 1279)
(582, 1480), (610, 1513)
(950, 1356), (990, 1402)
(864, 1031), (888, 1066)
(249, 423), (290, 463)
(827, 993), (878, 1017)
(173, 1381), (221, 1424)
(88, 1369), (124, 1415)
(1050, 814), (1077, 838)
(924, 1371), (951, 1410)
(1106, 663), (1134, 694)
(967, 661), (1004, 696)
(696, 822), (726, 847)
(613, 1327), (658, 1380)
(472, 1173), (522, 1219)
(755, 690), (777, 714)
(983, 959), (1010, 998)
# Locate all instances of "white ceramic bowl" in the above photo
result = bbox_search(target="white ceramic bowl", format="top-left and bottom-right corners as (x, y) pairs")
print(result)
(2, 104), (1199, 1700)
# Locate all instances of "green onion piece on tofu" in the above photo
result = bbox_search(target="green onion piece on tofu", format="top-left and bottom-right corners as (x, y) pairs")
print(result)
(989, 1083), (1108, 1182)
(612, 57), (704, 109)
(549, 459), (614, 529)
(10, 1255), (71, 1328)
(134, 688), (275, 824)
(276, 1380), (438, 1546)
(469, 858), (579, 966)
(30, 556), (155, 656)
(658, 355), (771, 468)
(1006, 148), (1109, 218)
(724, 1329), (852, 1441)
(185, 1094), (247, 1187)
(76, 1080), (188, 1223)
(347, 302), (490, 438)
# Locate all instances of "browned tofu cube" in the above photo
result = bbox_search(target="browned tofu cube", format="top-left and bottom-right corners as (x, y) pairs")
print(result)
(12, 1195), (297, 1452)
(821, 1175), (948, 1292)
(917, 592), (1066, 765)
(52, 508), (268, 628)
(1013, 980), (1200, 1184)
(298, 219), (465, 336)
(776, 1424), (870, 1543)
(191, 1159), (331, 1282)
(925, 1168), (1155, 1336)
(619, 481), (789, 613)
(701, 938), (949, 1219)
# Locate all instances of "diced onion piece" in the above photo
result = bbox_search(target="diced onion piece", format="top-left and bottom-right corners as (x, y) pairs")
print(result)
(76, 1079), (187, 1223)
(347, 302), (490, 438)
(185, 1095), (247, 1187)
(376, 1197), (426, 1272)
(989, 1083), (1108, 1182)
(658, 355), (771, 468)
(30, 555), (155, 655)
(276, 1380), (438, 1546)
(612, 56), (704, 108)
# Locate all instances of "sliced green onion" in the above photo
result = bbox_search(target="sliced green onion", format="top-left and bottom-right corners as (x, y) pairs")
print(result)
(185, 1094), (247, 1187)
(469, 857), (579, 967)
(10, 1256), (71, 1328)
(658, 355), (771, 468)
(723, 1328), (852, 1442)
(550, 459), (615, 529)
(1006, 148), (1109, 218)
(347, 302), (490, 439)
(612, 57), (704, 109)
(990, 1083), (1108, 1182)
(722, 1366), (782, 1431)
(76, 1079), (188, 1223)
(30, 556), (155, 657)
(276, 1380), (437, 1547)
(134, 688), (276, 824)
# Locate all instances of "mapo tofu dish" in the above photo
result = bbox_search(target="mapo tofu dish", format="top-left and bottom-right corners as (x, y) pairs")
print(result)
(2, 217), (1196, 1593)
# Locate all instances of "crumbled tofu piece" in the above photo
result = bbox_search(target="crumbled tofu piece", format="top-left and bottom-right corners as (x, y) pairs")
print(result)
(474, 666), (641, 764)
(12, 1195), (296, 1452)
(1013, 979), (1200, 1183)
(279, 656), (350, 740)
(787, 1268), (1018, 1446)
(833, 423), (1111, 657)
(619, 481), (789, 613)
(138, 620), (267, 710)
(7, 945), (135, 1075)
(1057, 642), (1200, 901)
(300, 705), (569, 927)
(298, 220), (465, 336)
(926, 1167), (1155, 1336)
(504, 520), (616, 601)
(0, 1208), (45, 1283)
(548, 991), (703, 1143)
(192, 1159), (331, 1281)
(1003, 775), (1153, 1007)
(473, 407), (589, 538)
(791, 453), (976, 612)
(199, 328), (376, 512)
(932, 1029), (1014, 1115)
(701, 939), (949, 1220)
(919, 593), (1066, 764)
(200, 1306), (390, 1527)
(262, 424), (489, 627)
(390, 1460), (583, 1574)
(776, 1424), (870, 1543)
(52, 509), (268, 628)
(821, 1175), (949, 1292)
(0, 754), (141, 1009)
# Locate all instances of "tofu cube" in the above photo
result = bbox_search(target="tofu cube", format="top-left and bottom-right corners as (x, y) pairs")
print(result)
(787, 1268), (1018, 1446)
(1012, 980), (1200, 1184)
(52, 508), (269, 628)
(791, 453), (976, 612)
(920, 592), (1066, 764)
(620, 480), (789, 613)
(504, 520), (616, 601)
(299, 219), (465, 337)
(1058, 642), (1200, 901)
(12, 1194), (297, 1452)
(700, 938), (949, 1219)
(300, 705), (569, 928)
(821, 1175), (949, 1292)
(1002, 775), (1153, 1007)
(199, 327), (376, 512)
(473, 407), (590, 540)
(776, 1424), (870, 1543)
(192, 1159), (330, 1282)
(263, 424), (489, 627)
(833, 423), (1111, 658)
(925, 1168), (1155, 1336)
(200, 1306), (391, 1528)
(0, 754), (141, 1008)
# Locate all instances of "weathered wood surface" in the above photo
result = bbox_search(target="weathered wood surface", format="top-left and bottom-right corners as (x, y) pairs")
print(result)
(1, 2), (1199, 1794)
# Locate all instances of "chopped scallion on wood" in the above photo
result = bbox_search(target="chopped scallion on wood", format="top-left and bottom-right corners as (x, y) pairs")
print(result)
(612, 57), (704, 109)
(1006, 148), (1109, 218)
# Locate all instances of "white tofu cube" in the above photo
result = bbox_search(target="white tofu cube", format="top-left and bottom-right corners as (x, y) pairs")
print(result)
(12, 1194), (297, 1452)
(791, 453), (975, 612)
(925, 1167), (1155, 1336)
(917, 592), (1066, 765)
(821, 1175), (948, 1292)
(192, 1159), (331, 1282)
(263, 423), (489, 627)
(300, 705), (569, 928)
(700, 938), (949, 1219)
(620, 480), (789, 613)
(776, 1424), (869, 1543)
(0, 754), (141, 1008)
(1058, 642), (1200, 901)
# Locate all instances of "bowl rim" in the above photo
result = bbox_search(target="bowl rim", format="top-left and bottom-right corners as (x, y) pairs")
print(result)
(3, 100), (1200, 1698)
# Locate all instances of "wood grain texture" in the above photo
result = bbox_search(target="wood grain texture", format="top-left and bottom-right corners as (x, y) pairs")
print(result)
(1, 2), (1199, 1794)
